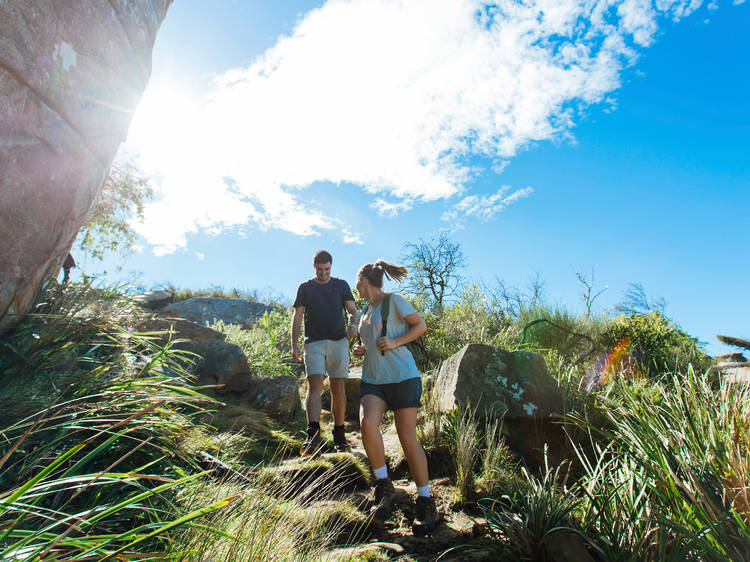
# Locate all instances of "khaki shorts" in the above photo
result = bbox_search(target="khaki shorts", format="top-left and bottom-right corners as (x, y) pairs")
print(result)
(304, 338), (349, 379)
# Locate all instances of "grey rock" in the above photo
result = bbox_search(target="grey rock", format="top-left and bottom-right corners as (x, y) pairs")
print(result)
(160, 297), (273, 327)
(130, 315), (251, 394)
(133, 290), (173, 310)
(435, 343), (562, 418)
(435, 343), (564, 466)
(245, 375), (300, 421)
(193, 339), (252, 393)
(0, 0), (171, 334)
(716, 352), (748, 365)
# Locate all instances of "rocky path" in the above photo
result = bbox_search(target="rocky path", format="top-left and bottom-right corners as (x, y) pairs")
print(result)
(273, 414), (489, 561)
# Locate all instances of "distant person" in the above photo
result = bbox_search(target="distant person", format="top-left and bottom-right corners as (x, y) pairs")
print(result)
(352, 259), (438, 536)
(292, 250), (359, 455)
(61, 253), (76, 286)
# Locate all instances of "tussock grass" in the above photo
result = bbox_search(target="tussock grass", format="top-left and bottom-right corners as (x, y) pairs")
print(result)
(170, 471), (368, 560)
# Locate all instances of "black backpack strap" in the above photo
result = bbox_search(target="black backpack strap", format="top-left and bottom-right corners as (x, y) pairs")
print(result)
(380, 293), (391, 355)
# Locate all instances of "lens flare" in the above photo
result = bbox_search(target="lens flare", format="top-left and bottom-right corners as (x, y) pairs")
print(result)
(585, 336), (642, 391)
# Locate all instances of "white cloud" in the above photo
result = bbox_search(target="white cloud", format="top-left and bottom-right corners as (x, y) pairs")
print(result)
(442, 185), (534, 227)
(342, 229), (364, 245)
(127, 0), (712, 253)
(371, 198), (414, 217)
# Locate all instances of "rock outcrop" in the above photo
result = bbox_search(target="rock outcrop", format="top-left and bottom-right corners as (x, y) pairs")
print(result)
(0, 1), (172, 334)
(131, 313), (300, 420)
(435, 343), (564, 465)
(133, 290), (174, 310)
(160, 297), (273, 327)
(246, 375), (300, 422)
(132, 315), (253, 394)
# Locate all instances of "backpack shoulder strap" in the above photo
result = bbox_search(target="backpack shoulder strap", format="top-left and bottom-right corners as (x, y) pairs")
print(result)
(380, 293), (391, 338)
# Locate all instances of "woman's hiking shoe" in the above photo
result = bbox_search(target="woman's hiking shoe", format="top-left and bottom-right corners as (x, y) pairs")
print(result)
(371, 478), (396, 521)
(332, 425), (349, 452)
(412, 496), (439, 536)
(300, 427), (322, 456)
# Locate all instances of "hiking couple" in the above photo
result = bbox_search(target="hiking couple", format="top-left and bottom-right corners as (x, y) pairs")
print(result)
(291, 250), (438, 535)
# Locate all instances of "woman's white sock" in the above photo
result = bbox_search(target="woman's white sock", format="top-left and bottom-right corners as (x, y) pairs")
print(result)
(373, 465), (388, 480)
(417, 484), (430, 498)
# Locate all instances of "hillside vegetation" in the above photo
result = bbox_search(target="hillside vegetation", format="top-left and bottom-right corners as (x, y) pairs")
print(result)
(0, 272), (747, 560)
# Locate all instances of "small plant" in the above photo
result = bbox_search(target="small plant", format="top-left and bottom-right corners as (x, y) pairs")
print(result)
(211, 308), (298, 377)
(477, 417), (518, 498)
(442, 407), (480, 504)
(479, 459), (584, 560)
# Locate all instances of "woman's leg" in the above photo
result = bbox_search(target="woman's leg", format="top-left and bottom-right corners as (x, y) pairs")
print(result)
(360, 394), (388, 469)
(394, 407), (428, 487)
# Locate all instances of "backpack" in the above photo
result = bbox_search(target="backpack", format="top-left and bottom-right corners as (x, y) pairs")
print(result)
(378, 293), (427, 366)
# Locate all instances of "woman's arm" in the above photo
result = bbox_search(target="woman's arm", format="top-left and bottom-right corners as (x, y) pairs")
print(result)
(376, 312), (426, 352)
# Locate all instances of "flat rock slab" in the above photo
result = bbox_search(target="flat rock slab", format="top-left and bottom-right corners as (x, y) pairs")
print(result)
(160, 297), (273, 327)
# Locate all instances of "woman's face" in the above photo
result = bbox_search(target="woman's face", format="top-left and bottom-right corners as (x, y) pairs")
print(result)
(356, 275), (368, 299)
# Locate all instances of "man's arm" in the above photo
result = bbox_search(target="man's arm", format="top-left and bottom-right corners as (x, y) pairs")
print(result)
(291, 306), (304, 362)
(344, 300), (359, 338)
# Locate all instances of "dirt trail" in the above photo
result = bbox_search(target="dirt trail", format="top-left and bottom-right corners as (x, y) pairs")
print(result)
(288, 415), (489, 560)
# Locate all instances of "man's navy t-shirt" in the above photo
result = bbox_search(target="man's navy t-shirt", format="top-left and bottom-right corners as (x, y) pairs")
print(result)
(293, 277), (354, 343)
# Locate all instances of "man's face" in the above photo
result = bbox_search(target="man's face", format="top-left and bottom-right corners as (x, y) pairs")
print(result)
(314, 261), (332, 283)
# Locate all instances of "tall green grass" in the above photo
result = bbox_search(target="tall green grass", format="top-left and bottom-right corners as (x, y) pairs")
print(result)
(0, 282), (353, 559)
(571, 369), (750, 560)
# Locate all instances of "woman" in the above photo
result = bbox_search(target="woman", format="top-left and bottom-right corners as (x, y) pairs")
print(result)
(353, 259), (439, 535)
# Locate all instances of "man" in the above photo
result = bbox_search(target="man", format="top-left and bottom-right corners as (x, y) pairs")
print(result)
(292, 250), (358, 455)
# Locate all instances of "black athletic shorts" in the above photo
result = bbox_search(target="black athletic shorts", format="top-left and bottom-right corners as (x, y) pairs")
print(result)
(360, 377), (422, 411)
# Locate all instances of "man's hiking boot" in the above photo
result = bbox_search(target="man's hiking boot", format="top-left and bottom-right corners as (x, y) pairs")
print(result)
(332, 425), (349, 452)
(300, 426), (322, 457)
(412, 496), (439, 536)
(371, 478), (396, 521)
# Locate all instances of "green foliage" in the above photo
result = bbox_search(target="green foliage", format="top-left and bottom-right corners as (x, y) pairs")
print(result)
(0, 282), (225, 559)
(441, 407), (480, 504)
(211, 308), (299, 377)
(418, 284), (514, 366)
(75, 158), (154, 261)
(517, 305), (603, 363)
(571, 370), (750, 560)
(477, 462), (584, 561)
(599, 311), (712, 378)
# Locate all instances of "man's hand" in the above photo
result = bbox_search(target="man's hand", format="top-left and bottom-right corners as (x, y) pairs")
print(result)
(352, 344), (365, 357)
(376, 336), (398, 352)
(292, 346), (303, 363)
(347, 324), (358, 338)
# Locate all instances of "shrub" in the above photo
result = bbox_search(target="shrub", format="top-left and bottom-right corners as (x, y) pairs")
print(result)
(211, 308), (299, 377)
(419, 284), (513, 365)
(598, 312), (711, 379)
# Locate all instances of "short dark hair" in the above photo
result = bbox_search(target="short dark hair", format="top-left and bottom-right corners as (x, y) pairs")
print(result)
(313, 250), (332, 265)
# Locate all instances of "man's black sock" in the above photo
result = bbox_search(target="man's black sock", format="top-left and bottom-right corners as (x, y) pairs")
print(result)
(308, 422), (320, 431)
(333, 424), (345, 432)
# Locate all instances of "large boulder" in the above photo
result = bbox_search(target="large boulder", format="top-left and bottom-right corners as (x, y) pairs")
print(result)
(0, 1), (172, 334)
(160, 297), (273, 327)
(133, 290), (174, 310)
(245, 375), (300, 422)
(130, 315), (252, 394)
(435, 343), (564, 465)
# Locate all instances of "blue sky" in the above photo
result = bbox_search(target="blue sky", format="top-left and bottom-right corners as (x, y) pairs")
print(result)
(86, 0), (749, 356)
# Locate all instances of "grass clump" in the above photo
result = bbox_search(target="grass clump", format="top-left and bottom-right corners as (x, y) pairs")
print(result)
(210, 308), (299, 377)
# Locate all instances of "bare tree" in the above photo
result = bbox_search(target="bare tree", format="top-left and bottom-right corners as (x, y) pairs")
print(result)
(402, 233), (466, 313)
(576, 267), (607, 319)
(487, 269), (546, 321)
(615, 282), (666, 316)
